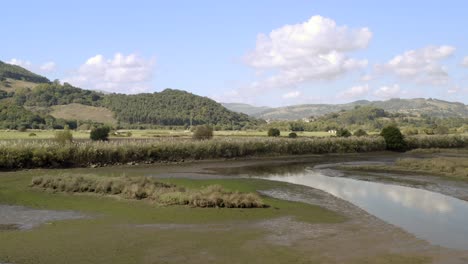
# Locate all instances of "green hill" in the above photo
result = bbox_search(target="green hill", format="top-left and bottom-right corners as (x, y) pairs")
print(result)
(105, 89), (259, 128)
(226, 98), (468, 120)
(0, 60), (49, 84)
(0, 60), (261, 129)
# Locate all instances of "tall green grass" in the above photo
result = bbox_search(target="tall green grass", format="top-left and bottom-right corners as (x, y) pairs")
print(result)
(0, 137), (385, 169)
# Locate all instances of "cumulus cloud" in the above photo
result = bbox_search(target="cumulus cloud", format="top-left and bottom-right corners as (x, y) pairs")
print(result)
(282, 91), (301, 99)
(7, 58), (32, 69)
(64, 53), (155, 93)
(462, 56), (468, 67)
(373, 84), (401, 99)
(244, 15), (371, 89)
(377, 45), (455, 85)
(338, 84), (369, 99)
(39, 61), (56, 72)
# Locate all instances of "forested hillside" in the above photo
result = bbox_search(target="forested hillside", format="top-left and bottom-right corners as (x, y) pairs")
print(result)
(229, 98), (468, 120)
(0, 60), (49, 83)
(104, 89), (260, 129)
(0, 60), (261, 129)
(260, 105), (468, 134)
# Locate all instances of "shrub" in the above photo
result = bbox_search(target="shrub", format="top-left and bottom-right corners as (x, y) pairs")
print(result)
(90, 126), (110, 141)
(353, 129), (368, 137)
(380, 125), (407, 151)
(288, 132), (298, 138)
(192, 125), (214, 140)
(54, 129), (73, 144)
(267, 128), (280, 137)
(336, 128), (352, 138)
(28, 133), (37, 137)
(18, 125), (27, 132)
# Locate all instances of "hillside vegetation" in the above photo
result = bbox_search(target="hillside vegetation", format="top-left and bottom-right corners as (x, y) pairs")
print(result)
(0, 60), (261, 129)
(0, 60), (49, 83)
(104, 89), (260, 129)
(230, 98), (468, 120)
(50, 104), (117, 125)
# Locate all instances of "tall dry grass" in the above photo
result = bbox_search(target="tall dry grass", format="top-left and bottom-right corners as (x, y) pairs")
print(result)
(0, 136), (386, 169)
(31, 175), (267, 208)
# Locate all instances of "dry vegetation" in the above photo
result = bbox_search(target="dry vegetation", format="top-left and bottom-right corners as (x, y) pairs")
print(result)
(30, 175), (267, 208)
(395, 157), (468, 179)
(50, 103), (117, 125)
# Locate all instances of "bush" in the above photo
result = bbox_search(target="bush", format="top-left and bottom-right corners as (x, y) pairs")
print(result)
(381, 125), (407, 151)
(288, 132), (298, 138)
(336, 128), (352, 137)
(267, 128), (280, 137)
(353, 129), (368, 137)
(28, 133), (37, 137)
(192, 125), (214, 140)
(90, 126), (110, 141)
(54, 129), (73, 144)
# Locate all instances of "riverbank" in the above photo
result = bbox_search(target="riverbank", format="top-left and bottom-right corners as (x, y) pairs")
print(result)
(0, 135), (466, 170)
(2, 152), (468, 263)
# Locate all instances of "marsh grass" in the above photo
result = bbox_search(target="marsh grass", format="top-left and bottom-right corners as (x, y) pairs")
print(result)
(0, 136), (386, 169)
(395, 157), (468, 179)
(0, 135), (465, 170)
(30, 175), (267, 208)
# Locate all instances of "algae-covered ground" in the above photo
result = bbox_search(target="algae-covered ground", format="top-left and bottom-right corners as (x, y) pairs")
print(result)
(1, 153), (467, 263)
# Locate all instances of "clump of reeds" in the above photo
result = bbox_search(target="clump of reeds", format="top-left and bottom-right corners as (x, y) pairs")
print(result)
(30, 175), (267, 208)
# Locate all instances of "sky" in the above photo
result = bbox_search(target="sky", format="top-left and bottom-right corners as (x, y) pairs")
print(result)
(3, 0), (468, 106)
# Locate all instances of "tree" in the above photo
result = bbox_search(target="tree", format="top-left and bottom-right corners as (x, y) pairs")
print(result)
(353, 129), (368, 137)
(380, 125), (407, 151)
(336, 128), (352, 137)
(90, 126), (110, 141)
(192, 125), (213, 140)
(288, 132), (298, 138)
(267, 128), (280, 137)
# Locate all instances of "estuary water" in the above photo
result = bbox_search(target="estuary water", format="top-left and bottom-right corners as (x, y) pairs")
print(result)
(256, 169), (468, 250)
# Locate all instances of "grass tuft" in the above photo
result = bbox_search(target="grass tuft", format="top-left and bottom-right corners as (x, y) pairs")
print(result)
(30, 175), (267, 208)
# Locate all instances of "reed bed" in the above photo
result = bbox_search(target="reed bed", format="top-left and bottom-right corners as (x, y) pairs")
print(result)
(0, 137), (386, 169)
(30, 175), (267, 208)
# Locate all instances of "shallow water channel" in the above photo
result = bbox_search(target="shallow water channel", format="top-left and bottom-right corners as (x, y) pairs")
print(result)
(254, 168), (468, 251)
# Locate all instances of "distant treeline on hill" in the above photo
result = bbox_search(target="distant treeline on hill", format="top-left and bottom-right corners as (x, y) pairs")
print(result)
(0, 60), (50, 83)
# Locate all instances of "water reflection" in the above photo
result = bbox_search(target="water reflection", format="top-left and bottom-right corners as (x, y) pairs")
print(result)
(256, 169), (468, 250)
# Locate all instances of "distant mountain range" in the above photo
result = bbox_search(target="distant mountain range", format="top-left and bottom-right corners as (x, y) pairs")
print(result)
(224, 99), (468, 120)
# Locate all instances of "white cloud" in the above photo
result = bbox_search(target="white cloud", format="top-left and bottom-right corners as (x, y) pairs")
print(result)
(359, 74), (373, 82)
(282, 91), (301, 99)
(64, 53), (155, 93)
(338, 84), (369, 99)
(373, 84), (401, 99)
(7, 58), (32, 69)
(462, 56), (468, 67)
(377, 45), (455, 85)
(244, 15), (371, 89)
(39, 61), (56, 72)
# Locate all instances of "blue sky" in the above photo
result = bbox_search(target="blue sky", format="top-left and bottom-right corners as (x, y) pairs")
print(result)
(4, 0), (468, 106)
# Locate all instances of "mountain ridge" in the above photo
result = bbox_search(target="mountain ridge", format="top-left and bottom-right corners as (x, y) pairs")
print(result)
(223, 98), (468, 119)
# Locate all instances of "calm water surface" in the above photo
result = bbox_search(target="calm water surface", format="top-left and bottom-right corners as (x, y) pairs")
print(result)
(256, 169), (468, 250)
